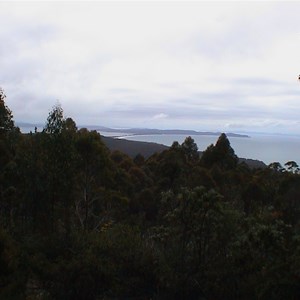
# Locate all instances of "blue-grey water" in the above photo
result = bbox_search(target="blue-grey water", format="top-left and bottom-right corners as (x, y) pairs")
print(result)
(20, 125), (300, 166)
(116, 133), (300, 166)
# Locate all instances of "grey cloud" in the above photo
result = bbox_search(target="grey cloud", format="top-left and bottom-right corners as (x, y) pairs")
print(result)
(0, 18), (57, 58)
(190, 26), (265, 62)
(103, 99), (262, 122)
(108, 88), (139, 95)
(8, 91), (53, 124)
(232, 77), (286, 86)
(189, 3), (300, 63)
(1, 2), (300, 134)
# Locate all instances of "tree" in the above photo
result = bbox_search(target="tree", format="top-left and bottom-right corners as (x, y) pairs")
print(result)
(214, 133), (238, 169)
(40, 104), (78, 234)
(155, 146), (186, 190)
(44, 103), (64, 135)
(0, 229), (26, 299)
(133, 153), (145, 167)
(151, 186), (240, 299)
(181, 136), (199, 162)
(284, 161), (299, 174)
(268, 162), (284, 173)
(242, 180), (266, 215)
(0, 88), (20, 231)
(75, 129), (113, 231)
(200, 133), (238, 170)
(16, 131), (50, 233)
(0, 88), (14, 134)
(199, 144), (215, 167)
(63, 117), (77, 133)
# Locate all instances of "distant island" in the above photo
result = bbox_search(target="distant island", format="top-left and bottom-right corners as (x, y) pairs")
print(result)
(17, 122), (250, 138)
(81, 126), (250, 138)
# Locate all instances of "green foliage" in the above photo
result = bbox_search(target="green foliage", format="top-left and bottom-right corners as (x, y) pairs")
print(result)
(27, 226), (157, 300)
(63, 117), (77, 133)
(0, 89), (21, 233)
(150, 147), (185, 191)
(201, 133), (238, 170)
(150, 187), (242, 299)
(133, 153), (145, 166)
(74, 129), (115, 231)
(44, 103), (64, 135)
(268, 161), (284, 173)
(0, 88), (14, 134)
(284, 160), (300, 174)
(181, 136), (199, 162)
(0, 228), (26, 299)
(1, 98), (300, 299)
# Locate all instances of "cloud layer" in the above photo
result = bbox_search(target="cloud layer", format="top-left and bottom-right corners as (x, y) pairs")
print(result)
(1, 1), (300, 133)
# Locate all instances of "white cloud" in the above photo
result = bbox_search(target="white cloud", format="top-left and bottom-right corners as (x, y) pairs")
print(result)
(152, 113), (168, 120)
(1, 1), (300, 133)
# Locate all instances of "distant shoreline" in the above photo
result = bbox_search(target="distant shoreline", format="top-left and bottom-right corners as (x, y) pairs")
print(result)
(113, 133), (250, 140)
(97, 129), (250, 139)
(17, 122), (250, 138)
(116, 132), (250, 138)
(99, 128), (250, 138)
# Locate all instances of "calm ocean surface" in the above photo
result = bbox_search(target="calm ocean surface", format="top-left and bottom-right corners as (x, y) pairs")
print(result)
(20, 126), (300, 166)
(114, 133), (300, 166)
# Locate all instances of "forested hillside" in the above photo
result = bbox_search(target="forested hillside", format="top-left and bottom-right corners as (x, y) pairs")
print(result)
(1, 88), (300, 299)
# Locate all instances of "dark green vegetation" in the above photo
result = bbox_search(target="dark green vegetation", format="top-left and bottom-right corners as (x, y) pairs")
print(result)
(101, 136), (266, 169)
(1, 88), (300, 299)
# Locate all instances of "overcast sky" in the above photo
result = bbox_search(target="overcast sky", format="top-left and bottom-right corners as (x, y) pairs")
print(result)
(1, 1), (300, 134)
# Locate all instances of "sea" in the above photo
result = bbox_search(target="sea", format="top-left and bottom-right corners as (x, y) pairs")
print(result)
(19, 125), (300, 166)
(103, 132), (300, 166)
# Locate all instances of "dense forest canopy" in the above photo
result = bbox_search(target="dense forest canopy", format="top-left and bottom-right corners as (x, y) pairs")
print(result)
(0, 89), (300, 299)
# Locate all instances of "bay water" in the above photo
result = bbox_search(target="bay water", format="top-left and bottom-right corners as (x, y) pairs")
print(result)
(20, 125), (300, 166)
(114, 133), (300, 166)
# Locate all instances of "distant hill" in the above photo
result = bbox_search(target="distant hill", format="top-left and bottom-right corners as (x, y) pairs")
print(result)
(125, 128), (249, 138)
(18, 122), (249, 138)
(96, 126), (249, 138)
(238, 157), (266, 169)
(101, 136), (169, 159)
